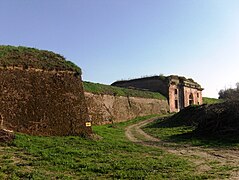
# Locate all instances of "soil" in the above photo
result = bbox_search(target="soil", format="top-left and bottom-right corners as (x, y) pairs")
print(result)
(125, 117), (239, 179)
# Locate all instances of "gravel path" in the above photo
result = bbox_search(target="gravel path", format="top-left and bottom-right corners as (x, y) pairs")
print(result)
(125, 117), (239, 179)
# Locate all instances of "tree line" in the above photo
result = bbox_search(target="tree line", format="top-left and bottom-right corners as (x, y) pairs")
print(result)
(219, 83), (239, 100)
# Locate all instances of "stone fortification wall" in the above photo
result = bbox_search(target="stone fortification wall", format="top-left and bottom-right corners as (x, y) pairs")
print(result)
(0, 68), (92, 136)
(85, 92), (169, 125)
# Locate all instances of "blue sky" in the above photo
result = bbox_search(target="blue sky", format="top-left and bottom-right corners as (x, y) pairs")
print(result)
(1, 0), (239, 98)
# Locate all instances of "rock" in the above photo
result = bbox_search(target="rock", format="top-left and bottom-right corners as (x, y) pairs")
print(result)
(0, 129), (15, 143)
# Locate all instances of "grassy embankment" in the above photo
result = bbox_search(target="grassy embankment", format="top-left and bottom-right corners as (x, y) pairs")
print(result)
(202, 97), (223, 104)
(0, 115), (218, 179)
(0, 45), (81, 74)
(83, 81), (166, 100)
(84, 83), (223, 103)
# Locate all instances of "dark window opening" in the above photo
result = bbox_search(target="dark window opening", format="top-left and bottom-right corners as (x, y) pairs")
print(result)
(174, 89), (178, 95)
(197, 93), (199, 98)
(175, 100), (178, 109)
(189, 93), (194, 105)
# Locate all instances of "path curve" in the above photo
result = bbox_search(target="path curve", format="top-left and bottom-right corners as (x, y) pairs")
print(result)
(125, 117), (239, 179)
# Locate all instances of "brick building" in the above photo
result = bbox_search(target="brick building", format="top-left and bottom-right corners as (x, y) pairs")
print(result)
(112, 75), (203, 112)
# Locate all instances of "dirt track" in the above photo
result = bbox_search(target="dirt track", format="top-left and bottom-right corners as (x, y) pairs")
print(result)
(125, 117), (239, 179)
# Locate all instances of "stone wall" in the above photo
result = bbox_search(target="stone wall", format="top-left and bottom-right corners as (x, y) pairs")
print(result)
(0, 68), (92, 136)
(84, 92), (169, 125)
(168, 84), (179, 112)
(183, 87), (203, 107)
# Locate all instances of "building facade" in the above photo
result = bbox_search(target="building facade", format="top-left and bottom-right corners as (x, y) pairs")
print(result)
(112, 75), (203, 112)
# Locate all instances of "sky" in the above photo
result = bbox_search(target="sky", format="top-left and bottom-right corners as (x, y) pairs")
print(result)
(0, 0), (239, 98)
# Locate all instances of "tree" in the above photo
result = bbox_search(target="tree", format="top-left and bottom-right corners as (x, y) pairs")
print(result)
(219, 83), (239, 100)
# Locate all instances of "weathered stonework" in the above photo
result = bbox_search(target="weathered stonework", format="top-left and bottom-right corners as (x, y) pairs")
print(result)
(84, 92), (169, 125)
(112, 75), (203, 112)
(0, 68), (92, 136)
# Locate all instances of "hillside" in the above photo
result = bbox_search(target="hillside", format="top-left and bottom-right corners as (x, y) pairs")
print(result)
(83, 81), (166, 100)
(202, 97), (223, 104)
(0, 45), (81, 74)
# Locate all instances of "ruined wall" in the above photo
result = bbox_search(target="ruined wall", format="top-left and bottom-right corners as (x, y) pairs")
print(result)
(168, 84), (179, 112)
(183, 87), (203, 107)
(0, 68), (92, 136)
(85, 92), (169, 125)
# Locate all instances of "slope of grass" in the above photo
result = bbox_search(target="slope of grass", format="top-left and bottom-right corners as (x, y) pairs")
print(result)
(83, 81), (167, 100)
(0, 115), (215, 179)
(203, 97), (223, 104)
(143, 116), (239, 148)
(0, 45), (81, 74)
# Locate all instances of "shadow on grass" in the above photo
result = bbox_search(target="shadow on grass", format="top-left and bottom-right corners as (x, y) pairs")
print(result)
(145, 116), (239, 148)
(168, 132), (239, 148)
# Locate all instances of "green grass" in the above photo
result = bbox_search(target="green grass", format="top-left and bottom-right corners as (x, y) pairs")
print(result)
(143, 116), (239, 148)
(203, 97), (223, 104)
(0, 45), (81, 74)
(83, 81), (167, 100)
(0, 115), (217, 179)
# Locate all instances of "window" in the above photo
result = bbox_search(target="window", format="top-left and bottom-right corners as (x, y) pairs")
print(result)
(174, 89), (178, 95)
(175, 100), (178, 109)
(197, 93), (199, 98)
(189, 93), (194, 105)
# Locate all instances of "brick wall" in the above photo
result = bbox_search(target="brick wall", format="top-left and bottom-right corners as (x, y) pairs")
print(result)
(0, 69), (92, 136)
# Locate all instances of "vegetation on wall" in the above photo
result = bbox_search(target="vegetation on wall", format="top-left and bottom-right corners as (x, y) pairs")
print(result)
(0, 45), (81, 74)
(83, 81), (166, 100)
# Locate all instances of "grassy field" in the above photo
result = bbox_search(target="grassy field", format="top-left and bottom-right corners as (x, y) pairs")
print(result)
(0, 115), (217, 179)
(202, 97), (223, 104)
(83, 81), (166, 100)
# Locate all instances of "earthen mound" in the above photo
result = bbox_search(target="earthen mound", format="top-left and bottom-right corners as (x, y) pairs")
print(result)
(195, 101), (239, 136)
(168, 101), (239, 137)
(164, 105), (206, 127)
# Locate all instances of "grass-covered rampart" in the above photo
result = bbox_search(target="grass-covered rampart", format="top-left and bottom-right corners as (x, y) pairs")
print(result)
(83, 81), (166, 100)
(0, 45), (81, 74)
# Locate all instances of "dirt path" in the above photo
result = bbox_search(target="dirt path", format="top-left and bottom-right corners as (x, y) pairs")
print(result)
(125, 117), (239, 179)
